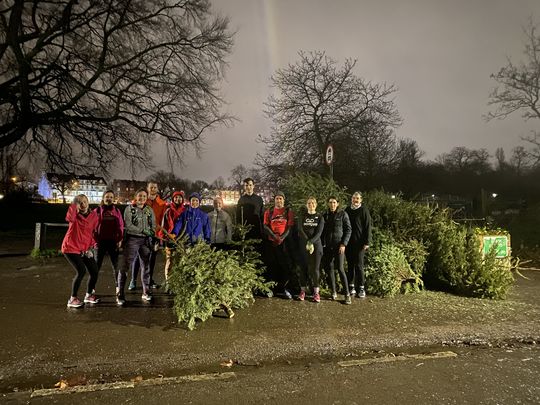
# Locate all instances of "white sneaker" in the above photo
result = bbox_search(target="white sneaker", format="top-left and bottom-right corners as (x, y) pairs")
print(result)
(141, 293), (152, 302)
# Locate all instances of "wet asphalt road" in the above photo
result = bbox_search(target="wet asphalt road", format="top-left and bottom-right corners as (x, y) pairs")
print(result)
(0, 253), (539, 404)
(6, 345), (540, 404)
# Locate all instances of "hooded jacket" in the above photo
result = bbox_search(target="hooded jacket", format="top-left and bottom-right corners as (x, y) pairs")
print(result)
(161, 191), (186, 234)
(172, 205), (211, 244)
(94, 204), (124, 243)
(61, 204), (99, 254)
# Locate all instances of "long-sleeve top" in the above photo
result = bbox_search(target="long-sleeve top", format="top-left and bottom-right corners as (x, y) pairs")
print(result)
(172, 206), (211, 244)
(322, 209), (352, 247)
(236, 193), (264, 239)
(208, 209), (233, 244)
(61, 204), (99, 254)
(299, 212), (325, 247)
(263, 206), (294, 245)
(94, 204), (124, 243)
(345, 205), (372, 247)
(124, 204), (156, 237)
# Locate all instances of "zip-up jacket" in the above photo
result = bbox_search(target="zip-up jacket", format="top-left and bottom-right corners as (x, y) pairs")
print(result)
(61, 204), (99, 254)
(124, 204), (156, 237)
(172, 206), (211, 244)
(94, 204), (124, 243)
(161, 192), (187, 236)
(208, 209), (233, 244)
(146, 195), (166, 232)
(322, 209), (352, 247)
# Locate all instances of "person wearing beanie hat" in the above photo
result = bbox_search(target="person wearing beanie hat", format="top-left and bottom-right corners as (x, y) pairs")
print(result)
(161, 191), (187, 286)
(172, 191), (211, 244)
(263, 192), (295, 299)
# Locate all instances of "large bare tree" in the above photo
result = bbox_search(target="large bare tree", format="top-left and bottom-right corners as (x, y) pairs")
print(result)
(487, 20), (540, 165)
(258, 51), (402, 176)
(0, 0), (233, 173)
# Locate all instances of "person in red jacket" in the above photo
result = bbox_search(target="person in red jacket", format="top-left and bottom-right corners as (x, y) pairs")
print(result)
(61, 194), (100, 308)
(161, 190), (186, 286)
(94, 190), (124, 294)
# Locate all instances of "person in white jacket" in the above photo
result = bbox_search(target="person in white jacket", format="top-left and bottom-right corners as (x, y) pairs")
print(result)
(208, 196), (233, 249)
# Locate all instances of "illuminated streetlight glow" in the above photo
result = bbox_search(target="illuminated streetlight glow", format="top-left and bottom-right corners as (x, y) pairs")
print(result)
(492, 193), (498, 198)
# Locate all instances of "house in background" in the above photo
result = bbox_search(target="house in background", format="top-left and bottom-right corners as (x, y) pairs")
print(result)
(111, 179), (147, 204)
(38, 173), (107, 204)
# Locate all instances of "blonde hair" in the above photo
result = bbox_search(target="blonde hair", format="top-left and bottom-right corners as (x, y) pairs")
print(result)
(306, 196), (317, 204)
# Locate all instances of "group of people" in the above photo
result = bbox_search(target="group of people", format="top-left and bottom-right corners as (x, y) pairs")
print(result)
(61, 183), (234, 307)
(60, 177), (371, 308)
(237, 179), (372, 304)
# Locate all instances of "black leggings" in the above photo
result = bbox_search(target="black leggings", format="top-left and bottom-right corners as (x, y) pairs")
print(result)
(96, 240), (120, 287)
(300, 242), (323, 288)
(64, 253), (99, 297)
(323, 246), (349, 295)
(346, 243), (366, 288)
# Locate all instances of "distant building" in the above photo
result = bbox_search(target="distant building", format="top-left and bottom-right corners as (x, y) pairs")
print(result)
(38, 173), (107, 204)
(200, 189), (241, 206)
(111, 179), (147, 204)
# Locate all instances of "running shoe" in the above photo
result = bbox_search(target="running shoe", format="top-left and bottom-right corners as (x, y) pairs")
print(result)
(350, 286), (356, 296)
(128, 281), (136, 291)
(67, 297), (83, 308)
(331, 292), (338, 301)
(116, 295), (126, 306)
(312, 292), (321, 303)
(283, 289), (293, 300)
(297, 290), (306, 301)
(357, 287), (366, 299)
(141, 293), (152, 302)
(150, 281), (160, 289)
(84, 294), (100, 304)
(344, 295), (352, 305)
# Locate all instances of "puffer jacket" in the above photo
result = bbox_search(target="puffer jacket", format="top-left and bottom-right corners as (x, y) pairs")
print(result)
(322, 209), (352, 247)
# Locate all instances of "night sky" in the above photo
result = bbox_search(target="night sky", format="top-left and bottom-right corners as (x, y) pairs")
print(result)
(116, 0), (540, 182)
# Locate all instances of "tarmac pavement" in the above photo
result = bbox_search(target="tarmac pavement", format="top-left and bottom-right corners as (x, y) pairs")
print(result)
(0, 253), (539, 400)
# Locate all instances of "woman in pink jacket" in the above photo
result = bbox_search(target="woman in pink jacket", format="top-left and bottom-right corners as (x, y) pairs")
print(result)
(61, 194), (100, 308)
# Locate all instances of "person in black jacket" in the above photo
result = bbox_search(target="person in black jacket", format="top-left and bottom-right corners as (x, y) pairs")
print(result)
(345, 191), (372, 298)
(236, 177), (264, 241)
(322, 197), (352, 304)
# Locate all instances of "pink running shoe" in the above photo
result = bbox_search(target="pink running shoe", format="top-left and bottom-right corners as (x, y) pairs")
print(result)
(312, 292), (321, 303)
(298, 290), (306, 301)
(84, 294), (100, 304)
(67, 297), (83, 308)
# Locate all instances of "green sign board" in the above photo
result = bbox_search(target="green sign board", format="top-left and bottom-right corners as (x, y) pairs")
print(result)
(482, 236), (509, 258)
